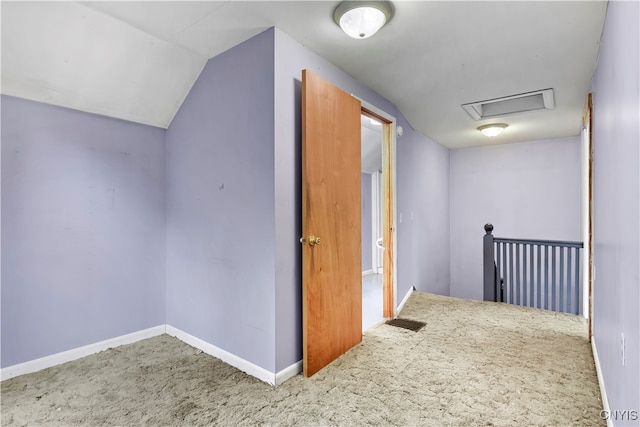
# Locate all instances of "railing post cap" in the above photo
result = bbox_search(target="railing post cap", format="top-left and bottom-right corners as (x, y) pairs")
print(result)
(484, 223), (494, 234)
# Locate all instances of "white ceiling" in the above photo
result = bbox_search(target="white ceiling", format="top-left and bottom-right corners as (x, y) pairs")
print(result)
(1, 1), (608, 149)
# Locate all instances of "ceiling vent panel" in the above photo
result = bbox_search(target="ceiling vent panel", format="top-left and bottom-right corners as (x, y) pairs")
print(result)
(462, 89), (555, 120)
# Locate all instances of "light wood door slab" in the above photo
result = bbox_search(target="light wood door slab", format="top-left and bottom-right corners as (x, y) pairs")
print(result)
(301, 70), (362, 377)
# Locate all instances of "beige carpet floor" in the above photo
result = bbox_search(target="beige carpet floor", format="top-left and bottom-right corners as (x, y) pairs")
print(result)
(1, 292), (605, 426)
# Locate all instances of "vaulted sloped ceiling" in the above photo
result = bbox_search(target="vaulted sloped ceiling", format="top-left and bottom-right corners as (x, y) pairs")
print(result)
(1, 1), (607, 148)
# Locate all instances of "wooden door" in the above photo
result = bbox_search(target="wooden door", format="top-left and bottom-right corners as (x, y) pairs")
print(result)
(301, 70), (362, 377)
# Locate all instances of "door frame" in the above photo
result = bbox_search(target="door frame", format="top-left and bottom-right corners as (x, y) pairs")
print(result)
(358, 97), (398, 318)
(582, 93), (594, 339)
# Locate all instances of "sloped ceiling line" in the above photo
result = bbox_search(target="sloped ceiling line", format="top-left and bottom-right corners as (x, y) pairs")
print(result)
(1, 1), (607, 146)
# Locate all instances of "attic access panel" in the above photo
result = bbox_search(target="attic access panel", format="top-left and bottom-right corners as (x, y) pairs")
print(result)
(462, 89), (555, 120)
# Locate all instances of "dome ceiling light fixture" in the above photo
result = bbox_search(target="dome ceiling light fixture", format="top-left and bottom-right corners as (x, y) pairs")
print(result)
(478, 123), (508, 137)
(333, 1), (393, 39)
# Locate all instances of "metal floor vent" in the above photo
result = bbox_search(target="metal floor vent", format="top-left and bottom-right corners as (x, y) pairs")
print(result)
(385, 318), (426, 332)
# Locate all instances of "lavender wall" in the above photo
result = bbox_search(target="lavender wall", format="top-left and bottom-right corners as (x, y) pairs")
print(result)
(274, 28), (451, 371)
(165, 30), (276, 371)
(449, 137), (582, 301)
(398, 128), (451, 297)
(362, 173), (373, 272)
(1, 95), (166, 367)
(590, 1), (640, 422)
(2, 26), (451, 377)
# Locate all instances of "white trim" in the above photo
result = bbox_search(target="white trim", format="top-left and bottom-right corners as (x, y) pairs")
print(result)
(275, 360), (302, 386)
(0, 325), (165, 381)
(362, 269), (375, 276)
(1, 325), (296, 387)
(371, 170), (382, 273)
(396, 286), (415, 316)
(165, 325), (277, 386)
(581, 126), (591, 319)
(592, 338), (613, 427)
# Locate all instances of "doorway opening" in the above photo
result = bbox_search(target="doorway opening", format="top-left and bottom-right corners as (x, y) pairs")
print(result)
(360, 104), (397, 331)
(582, 93), (594, 339)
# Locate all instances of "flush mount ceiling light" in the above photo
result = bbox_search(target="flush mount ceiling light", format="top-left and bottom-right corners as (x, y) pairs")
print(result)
(478, 123), (508, 137)
(334, 1), (393, 39)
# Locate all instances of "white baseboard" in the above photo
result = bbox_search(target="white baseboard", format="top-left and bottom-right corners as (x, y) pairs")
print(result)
(592, 337), (613, 427)
(1, 324), (300, 387)
(275, 360), (302, 386)
(166, 326), (301, 386)
(0, 325), (166, 381)
(362, 269), (375, 276)
(166, 325), (291, 386)
(396, 286), (415, 316)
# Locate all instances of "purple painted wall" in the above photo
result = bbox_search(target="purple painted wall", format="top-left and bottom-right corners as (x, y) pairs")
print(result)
(1, 95), (166, 367)
(449, 137), (582, 302)
(590, 1), (640, 423)
(165, 30), (276, 371)
(362, 173), (373, 272)
(274, 28), (451, 371)
(398, 128), (451, 297)
(1, 26), (451, 378)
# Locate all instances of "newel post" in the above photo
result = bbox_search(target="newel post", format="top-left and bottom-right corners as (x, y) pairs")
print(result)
(483, 223), (496, 302)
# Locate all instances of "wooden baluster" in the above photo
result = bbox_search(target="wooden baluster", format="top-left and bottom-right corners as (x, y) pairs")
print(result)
(575, 247), (581, 315)
(483, 224), (496, 302)
(559, 246), (565, 312)
(515, 243), (521, 306)
(567, 247), (573, 314)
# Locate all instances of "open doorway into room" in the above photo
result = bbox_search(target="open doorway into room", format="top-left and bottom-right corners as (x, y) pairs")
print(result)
(360, 106), (396, 331)
(361, 114), (384, 330)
